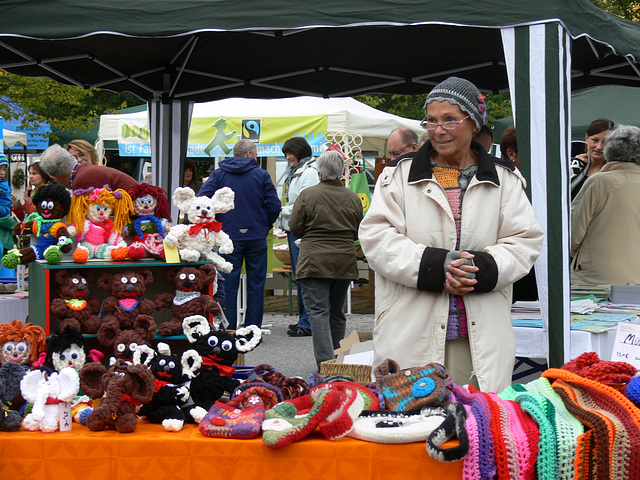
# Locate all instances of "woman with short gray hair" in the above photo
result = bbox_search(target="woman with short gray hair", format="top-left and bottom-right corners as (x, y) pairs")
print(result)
(289, 150), (364, 369)
(572, 124), (640, 285)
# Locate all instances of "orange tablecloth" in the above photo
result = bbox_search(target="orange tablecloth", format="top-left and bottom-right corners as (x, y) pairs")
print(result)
(0, 422), (463, 480)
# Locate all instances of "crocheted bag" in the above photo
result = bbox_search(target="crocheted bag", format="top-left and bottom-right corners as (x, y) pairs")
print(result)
(199, 401), (265, 439)
(374, 358), (451, 412)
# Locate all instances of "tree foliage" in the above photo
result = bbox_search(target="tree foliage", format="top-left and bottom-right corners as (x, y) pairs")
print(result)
(0, 71), (142, 138)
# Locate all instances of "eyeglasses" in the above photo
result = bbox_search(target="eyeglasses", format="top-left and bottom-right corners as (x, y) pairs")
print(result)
(420, 115), (470, 131)
(388, 143), (413, 158)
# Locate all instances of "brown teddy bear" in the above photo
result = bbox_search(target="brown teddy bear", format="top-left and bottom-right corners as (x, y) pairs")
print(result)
(97, 314), (157, 361)
(155, 264), (221, 336)
(79, 358), (155, 433)
(96, 268), (161, 339)
(50, 271), (103, 334)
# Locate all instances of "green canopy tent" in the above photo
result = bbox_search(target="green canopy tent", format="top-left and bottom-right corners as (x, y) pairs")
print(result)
(493, 84), (640, 144)
(3, 0), (640, 367)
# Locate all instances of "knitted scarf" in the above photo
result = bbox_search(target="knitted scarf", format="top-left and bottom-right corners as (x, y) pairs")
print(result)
(542, 368), (640, 480)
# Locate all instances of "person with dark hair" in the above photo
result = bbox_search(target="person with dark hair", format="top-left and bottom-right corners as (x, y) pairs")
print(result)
(474, 124), (494, 152)
(571, 125), (640, 285)
(499, 126), (519, 170)
(278, 136), (320, 337)
(359, 76), (543, 393)
(570, 117), (615, 199)
(183, 158), (202, 194)
(12, 161), (53, 220)
(387, 127), (419, 161)
(199, 139), (281, 329)
(289, 150), (363, 368)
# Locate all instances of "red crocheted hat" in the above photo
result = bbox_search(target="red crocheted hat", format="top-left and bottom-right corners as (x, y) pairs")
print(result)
(561, 352), (637, 392)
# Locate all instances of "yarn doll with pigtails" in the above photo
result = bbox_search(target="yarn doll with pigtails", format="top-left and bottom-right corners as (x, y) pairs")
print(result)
(67, 185), (134, 263)
(124, 183), (172, 260)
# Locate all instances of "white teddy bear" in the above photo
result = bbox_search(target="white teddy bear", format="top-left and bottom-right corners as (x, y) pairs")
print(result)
(20, 367), (80, 433)
(165, 187), (235, 272)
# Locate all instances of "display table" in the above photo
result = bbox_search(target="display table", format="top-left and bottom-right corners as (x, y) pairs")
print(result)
(514, 325), (618, 360)
(0, 292), (28, 323)
(0, 422), (462, 480)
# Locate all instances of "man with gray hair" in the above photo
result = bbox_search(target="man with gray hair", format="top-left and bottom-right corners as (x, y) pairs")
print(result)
(199, 139), (281, 329)
(289, 150), (363, 369)
(40, 143), (137, 191)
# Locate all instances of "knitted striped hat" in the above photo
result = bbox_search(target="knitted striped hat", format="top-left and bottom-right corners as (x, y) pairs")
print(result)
(424, 76), (487, 129)
(0, 154), (8, 168)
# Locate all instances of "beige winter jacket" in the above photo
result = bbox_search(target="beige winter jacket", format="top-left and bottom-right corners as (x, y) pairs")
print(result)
(359, 142), (544, 393)
(571, 161), (640, 285)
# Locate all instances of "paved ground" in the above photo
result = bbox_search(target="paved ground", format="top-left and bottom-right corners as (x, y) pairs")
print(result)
(243, 295), (375, 380)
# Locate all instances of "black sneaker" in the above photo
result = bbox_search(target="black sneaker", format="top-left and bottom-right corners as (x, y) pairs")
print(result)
(288, 323), (299, 330)
(287, 327), (312, 337)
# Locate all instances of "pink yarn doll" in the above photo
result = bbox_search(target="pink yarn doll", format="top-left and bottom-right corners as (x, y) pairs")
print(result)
(67, 186), (134, 263)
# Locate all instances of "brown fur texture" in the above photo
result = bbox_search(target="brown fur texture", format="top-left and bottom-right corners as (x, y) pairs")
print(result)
(97, 315), (157, 361)
(96, 268), (161, 340)
(50, 271), (102, 333)
(79, 360), (155, 433)
(155, 264), (220, 336)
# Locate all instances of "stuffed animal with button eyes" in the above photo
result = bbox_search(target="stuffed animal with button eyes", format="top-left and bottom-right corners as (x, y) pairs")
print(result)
(96, 268), (161, 338)
(155, 264), (220, 337)
(97, 314), (157, 362)
(181, 315), (262, 416)
(1, 183), (73, 268)
(164, 187), (234, 272)
(50, 270), (102, 334)
(133, 342), (202, 430)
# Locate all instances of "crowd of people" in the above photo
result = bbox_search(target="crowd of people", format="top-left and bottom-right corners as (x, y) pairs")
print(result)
(2, 74), (635, 392)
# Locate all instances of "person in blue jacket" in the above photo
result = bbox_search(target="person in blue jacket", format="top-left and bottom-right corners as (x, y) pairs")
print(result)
(199, 140), (281, 329)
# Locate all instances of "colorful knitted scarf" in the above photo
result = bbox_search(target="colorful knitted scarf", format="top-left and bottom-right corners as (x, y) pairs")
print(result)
(543, 368), (640, 480)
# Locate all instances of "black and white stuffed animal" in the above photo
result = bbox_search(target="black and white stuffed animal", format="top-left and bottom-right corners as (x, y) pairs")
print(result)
(182, 315), (261, 417)
(133, 342), (202, 431)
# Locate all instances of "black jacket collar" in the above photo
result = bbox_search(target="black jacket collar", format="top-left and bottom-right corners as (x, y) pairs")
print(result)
(406, 140), (515, 186)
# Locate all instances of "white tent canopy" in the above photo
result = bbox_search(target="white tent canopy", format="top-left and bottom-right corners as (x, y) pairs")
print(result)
(98, 96), (423, 157)
(2, 129), (28, 148)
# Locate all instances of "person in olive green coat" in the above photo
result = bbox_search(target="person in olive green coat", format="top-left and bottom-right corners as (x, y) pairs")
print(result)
(289, 150), (363, 369)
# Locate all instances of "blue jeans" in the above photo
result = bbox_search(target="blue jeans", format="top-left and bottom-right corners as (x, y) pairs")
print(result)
(287, 232), (311, 330)
(222, 239), (268, 329)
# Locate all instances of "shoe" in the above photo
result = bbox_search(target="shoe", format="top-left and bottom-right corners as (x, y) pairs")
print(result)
(288, 323), (299, 330)
(287, 327), (312, 337)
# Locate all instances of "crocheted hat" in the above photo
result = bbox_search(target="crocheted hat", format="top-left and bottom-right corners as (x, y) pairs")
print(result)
(0, 154), (8, 168)
(228, 382), (284, 410)
(561, 351), (637, 393)
(424, 76), (487, 129)
(625, 376), (640, 406)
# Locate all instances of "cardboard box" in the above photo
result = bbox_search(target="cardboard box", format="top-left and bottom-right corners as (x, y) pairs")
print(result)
(320, 330), (374, 385)
(611, 284), (640, 304)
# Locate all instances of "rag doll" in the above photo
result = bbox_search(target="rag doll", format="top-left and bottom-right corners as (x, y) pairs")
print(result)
(67, 185), (133, 263)
(1, 183), (73, 268)
(133, 342), (201, 431)
(96, 268), (161, 336)
(164, 186), (234, 272)
(79, 358), (155, 433)
(20, 366), (80, 433)
(125, 183), (172, 260)
(155, 264), (220, 336)
(181, 315), (261, 417)
(0, 320), (47, 369)
(32, 326), (104, 424)
(50, 270), (102, 334)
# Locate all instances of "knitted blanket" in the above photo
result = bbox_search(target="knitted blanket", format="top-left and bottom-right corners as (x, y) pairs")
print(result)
(542, 368), (640, 480)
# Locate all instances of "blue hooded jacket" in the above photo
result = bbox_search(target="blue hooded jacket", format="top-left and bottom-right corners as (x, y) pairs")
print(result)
(199, 157), (281, 241)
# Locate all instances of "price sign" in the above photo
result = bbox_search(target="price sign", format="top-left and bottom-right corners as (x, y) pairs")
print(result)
(611, 322), (640, 368)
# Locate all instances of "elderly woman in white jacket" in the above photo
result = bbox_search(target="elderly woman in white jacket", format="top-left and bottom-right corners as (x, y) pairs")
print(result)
(359, 77), (543, 393)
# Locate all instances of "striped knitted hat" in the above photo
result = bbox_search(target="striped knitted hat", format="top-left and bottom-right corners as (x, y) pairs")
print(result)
(424, 76), (487, 129)
(0, 154), (8, 168)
